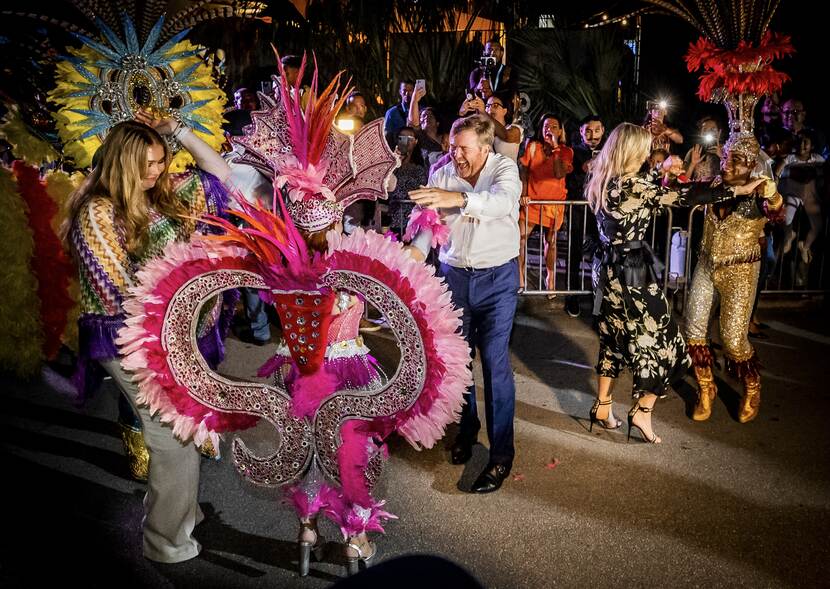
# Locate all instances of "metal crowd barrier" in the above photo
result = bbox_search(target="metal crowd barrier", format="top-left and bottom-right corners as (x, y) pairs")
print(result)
(519, 198), (829, 304)
(519, 200), (675, 296)
(679, 202), (829, 310)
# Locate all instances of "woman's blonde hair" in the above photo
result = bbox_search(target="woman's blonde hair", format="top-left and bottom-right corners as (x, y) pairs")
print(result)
(584, 122), (652, 214)
(61, 121), (187, 253)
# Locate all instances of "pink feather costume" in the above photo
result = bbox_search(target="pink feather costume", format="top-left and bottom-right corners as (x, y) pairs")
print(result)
(117, 53), (471, 545)
(259, 297), (392, 534)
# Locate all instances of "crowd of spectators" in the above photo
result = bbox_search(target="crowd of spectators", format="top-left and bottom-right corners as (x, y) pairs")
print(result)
(219, 43), (828, 325)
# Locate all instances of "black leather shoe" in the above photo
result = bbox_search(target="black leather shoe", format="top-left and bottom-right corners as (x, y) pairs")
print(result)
(470, 463), (511, 494)
(449, 441), (473, 465)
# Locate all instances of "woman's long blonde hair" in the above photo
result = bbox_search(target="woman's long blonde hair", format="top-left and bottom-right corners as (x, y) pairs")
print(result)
(60, 121), (187, 254)
(584, 122), (652, 214)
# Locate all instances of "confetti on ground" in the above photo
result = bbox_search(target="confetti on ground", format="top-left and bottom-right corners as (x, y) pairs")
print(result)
(546, 458), (560, 470)
(512, 473), (525, 482)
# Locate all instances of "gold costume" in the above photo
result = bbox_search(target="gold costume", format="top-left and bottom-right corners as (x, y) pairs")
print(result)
(686, 180), (782, 423)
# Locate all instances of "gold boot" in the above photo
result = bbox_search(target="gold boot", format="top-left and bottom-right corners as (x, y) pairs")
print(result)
(119, 423), (149, 481)
(199, 437), (218, 459)
(738, 373), (761, 423)
(692, 365), (718, 421)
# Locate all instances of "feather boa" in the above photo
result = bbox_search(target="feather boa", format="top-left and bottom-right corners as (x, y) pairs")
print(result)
(326, 228), (471, 449)
(117, 239), (259, 448)
(0, 167), (43, 377)
(403, 207), (451, 249)
(45, 170), (82, 351)
(12, 162), (76, 360)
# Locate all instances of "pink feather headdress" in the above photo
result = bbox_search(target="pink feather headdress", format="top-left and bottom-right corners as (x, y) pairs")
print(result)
(272, 49), (352, 232)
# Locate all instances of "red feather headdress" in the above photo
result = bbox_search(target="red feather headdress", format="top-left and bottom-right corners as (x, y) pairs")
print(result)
(685, 31), (795, 102)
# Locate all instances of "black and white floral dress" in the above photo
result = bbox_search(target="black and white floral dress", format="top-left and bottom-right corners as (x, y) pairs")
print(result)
(592, 172), (732, 397)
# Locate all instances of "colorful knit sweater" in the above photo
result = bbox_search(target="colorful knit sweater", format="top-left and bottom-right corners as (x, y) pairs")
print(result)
(70, 169), (232, 399)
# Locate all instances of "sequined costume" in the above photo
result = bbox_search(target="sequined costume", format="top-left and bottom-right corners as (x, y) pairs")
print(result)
(116, 53), (471, 566)
(259, 294), (391, 528)
(685, 177), (783, 421)
(681, 11), (794, 423)
(593, 171), (737, 397)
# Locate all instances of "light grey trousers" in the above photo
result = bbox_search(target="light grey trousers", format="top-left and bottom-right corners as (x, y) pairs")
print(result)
(101, 359), (203, 563)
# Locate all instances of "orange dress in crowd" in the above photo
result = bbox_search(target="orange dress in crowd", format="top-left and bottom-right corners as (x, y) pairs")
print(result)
(519, 140), (574, 231)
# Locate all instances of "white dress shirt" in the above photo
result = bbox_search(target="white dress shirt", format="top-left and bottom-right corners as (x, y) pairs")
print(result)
(415, 151), (521, 269)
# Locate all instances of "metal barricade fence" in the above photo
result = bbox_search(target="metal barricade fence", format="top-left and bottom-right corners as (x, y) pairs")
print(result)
(680, 202), (829, 311)
(519, 200), (675, 296)
(520, 198), (829, 304)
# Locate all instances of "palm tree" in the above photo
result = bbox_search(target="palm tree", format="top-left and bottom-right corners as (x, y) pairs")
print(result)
(513, 27), (635, 130)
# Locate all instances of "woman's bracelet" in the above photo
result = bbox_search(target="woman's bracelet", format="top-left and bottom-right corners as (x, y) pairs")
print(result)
(171, 121), (189, 141)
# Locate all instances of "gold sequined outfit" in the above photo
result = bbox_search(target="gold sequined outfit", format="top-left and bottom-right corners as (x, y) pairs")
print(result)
(685, 183), (782, 369)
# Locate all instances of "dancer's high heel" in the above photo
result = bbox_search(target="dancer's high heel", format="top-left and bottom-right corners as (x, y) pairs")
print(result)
(344, 538), (376, 576)
(298, 520), (325, 577)
(627, 403), (660, 443)
(589, 398), (622, 432)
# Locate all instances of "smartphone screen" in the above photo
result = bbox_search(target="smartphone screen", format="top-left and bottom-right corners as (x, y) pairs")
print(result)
(415, 79), (426, 95)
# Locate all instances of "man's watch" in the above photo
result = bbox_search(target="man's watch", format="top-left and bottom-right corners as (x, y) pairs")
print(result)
(460, 192), (469, 209)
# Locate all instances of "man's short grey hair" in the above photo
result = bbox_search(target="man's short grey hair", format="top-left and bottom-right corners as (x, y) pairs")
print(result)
(451, 114), (495, 148)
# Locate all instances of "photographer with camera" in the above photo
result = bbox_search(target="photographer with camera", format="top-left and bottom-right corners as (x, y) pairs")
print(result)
(684, 116), (723, 182)
(469, 39), (516, 94)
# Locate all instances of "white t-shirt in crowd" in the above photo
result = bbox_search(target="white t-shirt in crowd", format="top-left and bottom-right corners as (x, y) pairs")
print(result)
(493, 124), (523, 162)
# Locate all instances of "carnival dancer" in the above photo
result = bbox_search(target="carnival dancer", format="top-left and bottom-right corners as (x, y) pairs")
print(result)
(60, 116), (236, 562)
(117, 53), (470, 577)
(685, 136), (784, 423)
(683, 31), (792, 423)
(584, 123), (767, 443)
(47, 13), (233, 481)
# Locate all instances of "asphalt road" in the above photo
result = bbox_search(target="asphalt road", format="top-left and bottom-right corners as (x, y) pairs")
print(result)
(2, 295), (828, 588)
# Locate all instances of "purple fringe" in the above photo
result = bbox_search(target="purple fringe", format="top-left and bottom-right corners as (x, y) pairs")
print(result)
(71, 313), (124, 404)
(196, 169), (232, 233)
(197, 290), (240, 369)
(259, 351), (380, 390)
(71, 289), (239, 401)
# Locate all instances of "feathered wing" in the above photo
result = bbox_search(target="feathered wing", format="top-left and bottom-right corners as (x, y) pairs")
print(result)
(324, 229), (471, 451)
(334, 119), (399, 209)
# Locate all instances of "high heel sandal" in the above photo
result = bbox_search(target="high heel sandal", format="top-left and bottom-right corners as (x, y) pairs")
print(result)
(589, 398), (622, 432)
(344, 539), (376, 576)
(298, 521), (325, 577)
(627, 403), (660, 444)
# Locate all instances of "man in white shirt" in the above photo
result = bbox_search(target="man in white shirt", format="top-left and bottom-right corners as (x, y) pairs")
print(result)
(408, 114), (521, 493)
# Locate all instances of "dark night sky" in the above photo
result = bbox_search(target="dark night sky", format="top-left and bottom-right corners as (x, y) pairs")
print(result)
(637, 3), (823, 134)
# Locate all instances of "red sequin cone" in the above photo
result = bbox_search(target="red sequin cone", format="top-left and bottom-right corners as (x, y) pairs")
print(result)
(272, 290), (335, 375)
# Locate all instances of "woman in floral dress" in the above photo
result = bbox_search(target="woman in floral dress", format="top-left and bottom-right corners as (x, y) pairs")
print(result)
(584, 123), (763, 443)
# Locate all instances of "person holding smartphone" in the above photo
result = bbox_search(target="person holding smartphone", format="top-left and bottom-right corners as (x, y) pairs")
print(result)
(644, 103), (683, 153)
(518, 113), (574, 294)
(386, 127), (427, 238)
(684, 116), (723, 182)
